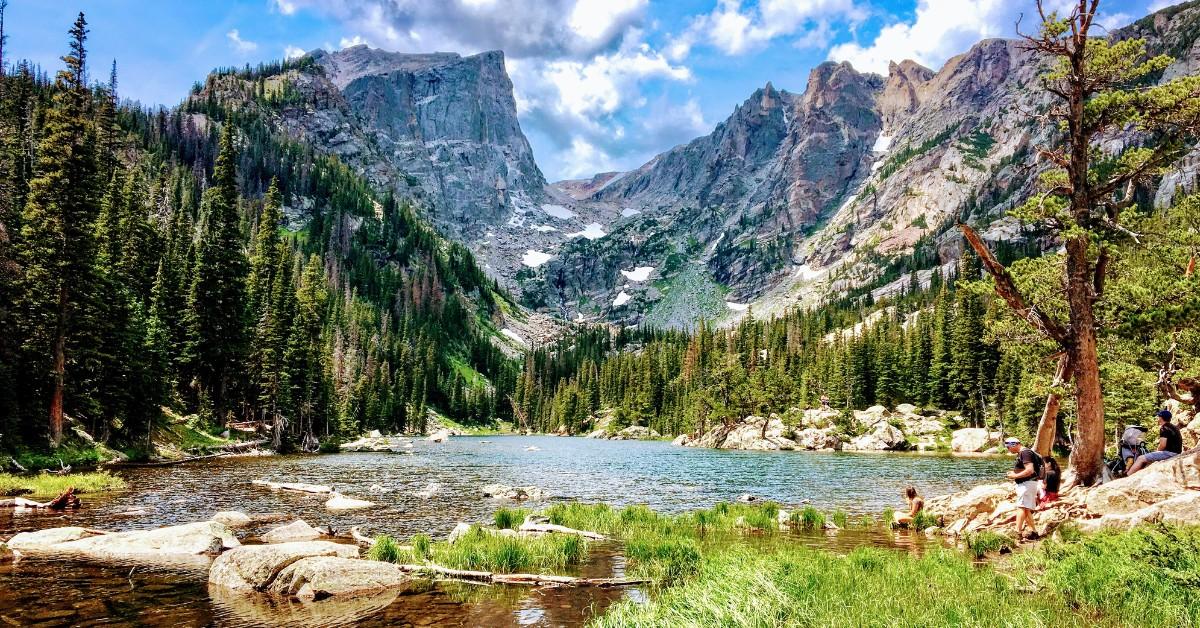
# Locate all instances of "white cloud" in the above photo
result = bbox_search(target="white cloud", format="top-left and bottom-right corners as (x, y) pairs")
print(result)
(226, 29), (258, 54)
(686, 0), (865, 56)
(339, 34), (370, 49)
(271, 0), (298, 15)
(828, 0), (1014, 75)
(276, 0), (695, 179)
(1149, 0), (1181, 11)
(284, 45), (306, 59)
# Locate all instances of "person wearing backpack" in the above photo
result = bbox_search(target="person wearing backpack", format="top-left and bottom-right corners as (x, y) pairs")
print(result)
(1004, 437), (1042, 540)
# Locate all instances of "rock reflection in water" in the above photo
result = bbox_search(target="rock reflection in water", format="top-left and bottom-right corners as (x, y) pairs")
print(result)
(0, 437), (1005, 626)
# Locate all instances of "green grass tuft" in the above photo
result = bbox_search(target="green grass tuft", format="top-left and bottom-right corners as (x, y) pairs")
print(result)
(964, 531), (1015, 559)
(367, 534), (403, 563)
(831, 509), (849, 529)
(796, 506), (825, 530)
(0, 471), (126, 497)
(493, 506), (529, 530)
(411, 533), (432, 560)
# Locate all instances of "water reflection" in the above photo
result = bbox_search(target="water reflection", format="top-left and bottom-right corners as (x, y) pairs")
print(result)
(0, 437), (1004, 626)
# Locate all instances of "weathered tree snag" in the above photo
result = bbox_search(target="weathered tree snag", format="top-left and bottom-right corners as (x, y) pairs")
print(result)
(518, 522), (606, 540)
(1035, 353), (1073, 457)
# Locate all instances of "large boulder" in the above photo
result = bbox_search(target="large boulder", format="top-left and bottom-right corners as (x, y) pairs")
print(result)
(15, 522), (239, 565)
(844, 421), (907, 451)
(212, 511), (253, 529)
(800, 408), (839, 428)
(1182, 413), (1200, 450)
(209, 541), (360, 591)
(794, 427), (841, 451)
(688, 416), (797, 451)
(427, 429), (452, 443)
(6, 527), (93, 550)
(609, 425), (661, 440)
(852, 405), (889, 427)
(1086, 450), (1200, 515)
(925, 483), (1013, 525)
(950, 428), (999, 453)
(263, 520), (322, 543)
(266, 556), (412, 600)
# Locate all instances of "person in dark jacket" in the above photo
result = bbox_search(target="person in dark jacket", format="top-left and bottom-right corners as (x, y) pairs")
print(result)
(1127, 410), (1183, 476)
(1039, 457), (1061, 508)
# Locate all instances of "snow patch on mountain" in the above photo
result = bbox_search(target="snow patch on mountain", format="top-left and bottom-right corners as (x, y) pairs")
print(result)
(542, 204), (576, 220)
(522, 250), (554, 267)
(567, 223), (606, 240)
(613, 291), (632, 307)
(620, 266), (655, 282)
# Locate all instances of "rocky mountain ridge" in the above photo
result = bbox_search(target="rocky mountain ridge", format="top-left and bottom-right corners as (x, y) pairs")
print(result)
(192, 2), (1200, 330)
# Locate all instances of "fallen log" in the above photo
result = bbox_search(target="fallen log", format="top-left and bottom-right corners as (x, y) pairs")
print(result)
(518, 522), (606, 540)
(1, 487), (81, 510)
(252, 480), (332, 494)
(218, 439), (269, 452)
(392, 563), (647, 587)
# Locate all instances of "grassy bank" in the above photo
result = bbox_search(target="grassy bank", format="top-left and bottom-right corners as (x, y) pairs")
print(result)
(370, 501), (1199, 627)
(0, 471), (126, 497)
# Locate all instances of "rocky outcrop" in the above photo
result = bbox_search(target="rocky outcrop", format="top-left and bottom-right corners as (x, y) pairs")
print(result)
(209, 541), (360, 592)
(793, 427), (841, 451)
(1086, 449), (1200, 516)
(950, 428), (1000, 453)
(340, 435), (414, 452)
(843, 421), (907, 451)
(266, 556), (412, 600)
(212, 511), (252, 529)
(263, 520), (323, 543)
(11, 522), (239, 566)
(589, 425), (661, 440)
(680, 416), (798, 451)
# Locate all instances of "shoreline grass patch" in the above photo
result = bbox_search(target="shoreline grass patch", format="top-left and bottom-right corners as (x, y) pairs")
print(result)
(0, 471), (126, 497)
(369, 525), (587, 574)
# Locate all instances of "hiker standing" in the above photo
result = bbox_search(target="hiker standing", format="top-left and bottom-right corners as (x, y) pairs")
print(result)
(1004, 437), (1041, 540)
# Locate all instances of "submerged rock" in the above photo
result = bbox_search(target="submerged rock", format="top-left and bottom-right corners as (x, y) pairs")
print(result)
(325, 492), (376, 512)
(6, 527), (94, 550)
(213, 511), (253, 529)
(13, 522), (239, 565)
(481, 484), (546, 500)
(263, 520), (322, 543)
(266, 556), (412, 600)
(209, 541), (360, 591)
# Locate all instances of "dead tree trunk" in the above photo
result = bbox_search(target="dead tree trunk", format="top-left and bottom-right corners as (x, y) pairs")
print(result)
(1034, 353), (1072, 457)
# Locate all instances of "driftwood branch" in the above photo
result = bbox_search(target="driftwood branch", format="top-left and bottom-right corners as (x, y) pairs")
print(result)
(519, 522), (607, 540)
(957, 222), (1070, 345)
(393, 563), (647, 587)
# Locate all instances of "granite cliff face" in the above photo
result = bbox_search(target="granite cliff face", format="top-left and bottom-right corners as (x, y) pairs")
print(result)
(522, 2), (1200, 327)
(193, 3), (1200, 329)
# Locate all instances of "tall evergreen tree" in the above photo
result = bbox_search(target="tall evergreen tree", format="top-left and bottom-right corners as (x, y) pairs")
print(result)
(184, 123), (248, 424)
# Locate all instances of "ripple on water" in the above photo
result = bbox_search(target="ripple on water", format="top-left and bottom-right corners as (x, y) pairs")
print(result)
(0, 436), (1007, 626)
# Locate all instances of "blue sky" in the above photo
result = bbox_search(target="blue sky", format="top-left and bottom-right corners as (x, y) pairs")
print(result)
(4, 0), (1170, 181)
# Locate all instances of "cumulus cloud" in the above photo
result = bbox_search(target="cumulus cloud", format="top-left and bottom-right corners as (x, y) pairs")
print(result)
(271, 0), (298, 15)
(684, 0), (866, 56)
(226, 29), (258, 54)
(824, 0), (1136, 76)
(339, 34), (371, 49)
(284, 45), (307, 59)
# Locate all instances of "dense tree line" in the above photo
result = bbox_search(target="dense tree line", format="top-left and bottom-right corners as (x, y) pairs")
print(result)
(0, 12), (517, 455)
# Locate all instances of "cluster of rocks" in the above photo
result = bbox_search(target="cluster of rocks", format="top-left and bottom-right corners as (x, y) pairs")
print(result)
(672, 404), (988, 453)
(584, 425), (661, 441)
(481, 484), (548, 500)
(925, 449), (1200, 538)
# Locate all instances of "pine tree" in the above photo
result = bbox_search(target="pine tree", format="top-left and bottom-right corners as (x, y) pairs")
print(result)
(17, 13), (99, 444)
(184, 123), (248, 424)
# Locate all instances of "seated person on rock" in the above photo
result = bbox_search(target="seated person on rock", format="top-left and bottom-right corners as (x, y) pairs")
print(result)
(1038, 456), (1061, 508)
(1127, 410), (1183, 476)
(893, 486), (924, 527)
